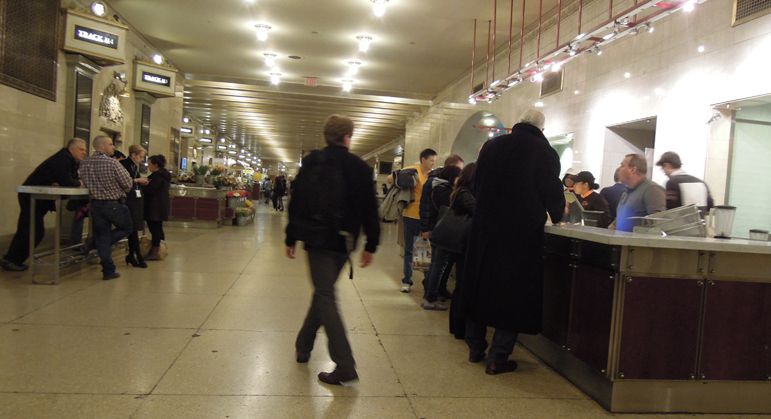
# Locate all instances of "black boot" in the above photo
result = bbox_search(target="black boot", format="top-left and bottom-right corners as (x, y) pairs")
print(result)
(126, 251), (147, 268)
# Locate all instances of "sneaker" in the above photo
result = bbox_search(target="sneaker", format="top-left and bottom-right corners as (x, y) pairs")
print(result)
(0, 258), (28, 272)
(318, 367), (358, 386)
(400, 283), (411, 293)
(421, 299), (448, 311)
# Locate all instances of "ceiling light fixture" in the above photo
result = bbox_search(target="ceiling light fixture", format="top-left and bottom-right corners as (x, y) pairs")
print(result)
(534, 101), (545, 108)
(624, 72), (631, 78)
(682, 0), (696, 12)
(199, 138), (213, 143)
(357, 35), (373, 52)
(91, 1), (107, 17)
(342, 79), (354, 92)
(182, 116), (190, 123)
(346, 60), (362, 76)
(270, 72), (282, 85)
(263, 53), (277, 67)
(531, 72), (544, 83)
(371, 0), (389, 17)
(551, 62), (563, 72)
(152, 54), (164, 65)
(697, 45), (705, 53)
(255, 24), (271, 42)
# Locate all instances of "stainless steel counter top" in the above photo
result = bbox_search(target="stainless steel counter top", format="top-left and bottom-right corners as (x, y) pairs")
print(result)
(545, 224), (771, 255)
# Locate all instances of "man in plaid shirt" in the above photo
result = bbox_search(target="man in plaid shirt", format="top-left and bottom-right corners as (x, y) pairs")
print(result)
(79, 136), (134, 280)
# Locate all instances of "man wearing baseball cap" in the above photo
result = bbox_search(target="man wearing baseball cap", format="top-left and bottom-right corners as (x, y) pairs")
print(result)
(655, 151), (714, 211)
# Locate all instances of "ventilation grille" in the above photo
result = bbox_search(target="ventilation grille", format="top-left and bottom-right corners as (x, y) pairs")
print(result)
(733, 0), (771, 26)
(540, 69), (564, 98)
(0, 0), (60, 101)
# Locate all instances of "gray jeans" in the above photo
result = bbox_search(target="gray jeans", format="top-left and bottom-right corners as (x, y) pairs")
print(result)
(295, 249), (355, 369)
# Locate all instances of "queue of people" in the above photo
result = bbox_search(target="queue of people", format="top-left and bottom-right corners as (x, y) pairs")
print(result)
(0, 135), (171, 279)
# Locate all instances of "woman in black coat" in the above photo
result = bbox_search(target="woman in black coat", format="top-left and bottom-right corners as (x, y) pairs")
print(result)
(461, 112), (565, 374)
(448, 163), (476, 339)
(144, 155), (171, 260)
(119, 145), (149, 267)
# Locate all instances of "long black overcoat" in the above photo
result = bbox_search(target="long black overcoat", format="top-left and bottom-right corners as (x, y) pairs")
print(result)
(461, 122), (565, 334)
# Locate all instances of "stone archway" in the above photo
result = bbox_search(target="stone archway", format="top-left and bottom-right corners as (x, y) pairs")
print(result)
(450, 111), (505, 162)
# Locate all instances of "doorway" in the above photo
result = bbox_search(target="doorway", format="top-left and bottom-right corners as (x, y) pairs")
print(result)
(714, 96), (771, 237)
(602, 117), (657, 188)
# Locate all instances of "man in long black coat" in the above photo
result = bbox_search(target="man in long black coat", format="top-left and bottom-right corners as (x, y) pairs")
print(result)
(462, 109), (565, 375)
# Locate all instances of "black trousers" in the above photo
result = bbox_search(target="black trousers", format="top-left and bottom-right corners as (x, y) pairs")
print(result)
(295, 249), (355, 369)
(465, 319), (519, 362)
(146, 220), (165, 246)
(3, 194), (48, 265)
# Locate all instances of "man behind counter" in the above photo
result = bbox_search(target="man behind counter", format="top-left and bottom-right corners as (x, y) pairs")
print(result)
(0, 138), (87, 271)
(611, 153), (666, 232)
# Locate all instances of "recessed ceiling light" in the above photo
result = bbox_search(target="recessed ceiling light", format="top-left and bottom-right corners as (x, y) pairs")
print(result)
(342, 79), (354, 92)
(270, 72), (282, 85)
(91, 1), (107, 17)
(357, 35), (373, 52)
(371, 0), (388, 17)
(574, 90), (580, 95)
(255, 24), (271, 42)
(697, 45), (705, 53)
(534, 101), (544, 108)
(263, 53), (277, 67)
(624, 72), (631, 78)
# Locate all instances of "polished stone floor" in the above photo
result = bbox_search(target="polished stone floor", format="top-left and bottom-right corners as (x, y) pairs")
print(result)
(0, 204), (763, 418)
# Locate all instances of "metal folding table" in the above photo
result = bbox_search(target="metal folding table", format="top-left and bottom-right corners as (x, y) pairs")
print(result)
(16, 185), (89, 285)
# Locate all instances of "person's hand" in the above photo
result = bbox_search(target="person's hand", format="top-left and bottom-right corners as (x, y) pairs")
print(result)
(420, 231), (430, 240)
(360, 251), (374, 268)
(135, 178), (148, 185)
(286, 245), (296, 259)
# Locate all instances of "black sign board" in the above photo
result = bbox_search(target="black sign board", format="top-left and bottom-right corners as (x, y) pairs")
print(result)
(74, 25), (118, 49)
(180, 127), (193, 134)
(141, 71), (171, 87)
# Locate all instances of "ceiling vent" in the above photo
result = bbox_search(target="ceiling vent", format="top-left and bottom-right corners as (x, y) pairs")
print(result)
(540, 69), (564, 98)
(733, 0), (771, 26)
(304, 76), (318, 87)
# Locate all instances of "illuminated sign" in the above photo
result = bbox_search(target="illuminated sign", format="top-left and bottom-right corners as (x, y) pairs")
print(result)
(180, 127), (193, 134)
(141, 71), (170, 87)
(74, 25), (118, 49)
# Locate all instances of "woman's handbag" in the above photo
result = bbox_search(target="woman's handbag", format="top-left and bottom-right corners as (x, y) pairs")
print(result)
(430, 207), (472, 254)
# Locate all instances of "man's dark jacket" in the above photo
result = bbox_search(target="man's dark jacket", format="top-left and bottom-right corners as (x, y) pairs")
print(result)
(285, 145), (380, 254)
(418, 168), (442, 233)
(23, 148), (81, 211)
(461, 123), (565, 334)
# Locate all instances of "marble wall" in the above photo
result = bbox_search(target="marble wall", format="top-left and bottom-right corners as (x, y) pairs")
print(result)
(403, 0), (771, 202)
(0, 4), (183, 241)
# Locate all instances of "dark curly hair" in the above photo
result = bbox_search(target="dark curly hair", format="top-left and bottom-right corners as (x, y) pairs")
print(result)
(148, 154), (166, 169)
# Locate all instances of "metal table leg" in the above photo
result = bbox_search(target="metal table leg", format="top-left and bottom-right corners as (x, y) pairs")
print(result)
(52, 197), (61, 285)
(28, 195), (36, 284)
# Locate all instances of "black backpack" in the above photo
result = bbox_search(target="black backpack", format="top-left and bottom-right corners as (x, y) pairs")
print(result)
(287, 150), (346, 249)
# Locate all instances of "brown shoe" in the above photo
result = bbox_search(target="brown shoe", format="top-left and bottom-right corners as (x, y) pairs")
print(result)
(145, 246), (161, 261)
(318, 367), (358, 385)
(485, 359), (518, 375)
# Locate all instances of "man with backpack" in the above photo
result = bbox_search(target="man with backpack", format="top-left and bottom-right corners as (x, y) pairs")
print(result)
(393, 148), (437, 293)
(285, 114), (380, 386)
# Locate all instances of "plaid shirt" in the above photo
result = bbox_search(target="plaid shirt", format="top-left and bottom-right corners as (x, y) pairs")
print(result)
(79, 152), (133, 200)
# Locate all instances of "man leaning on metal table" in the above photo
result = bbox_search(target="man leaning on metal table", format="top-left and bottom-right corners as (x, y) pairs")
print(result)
(0, 138), (87, 272)
(78, 135), (134, 280)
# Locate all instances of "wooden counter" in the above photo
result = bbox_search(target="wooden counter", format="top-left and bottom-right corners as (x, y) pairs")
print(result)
(520, 225), (771, 413)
